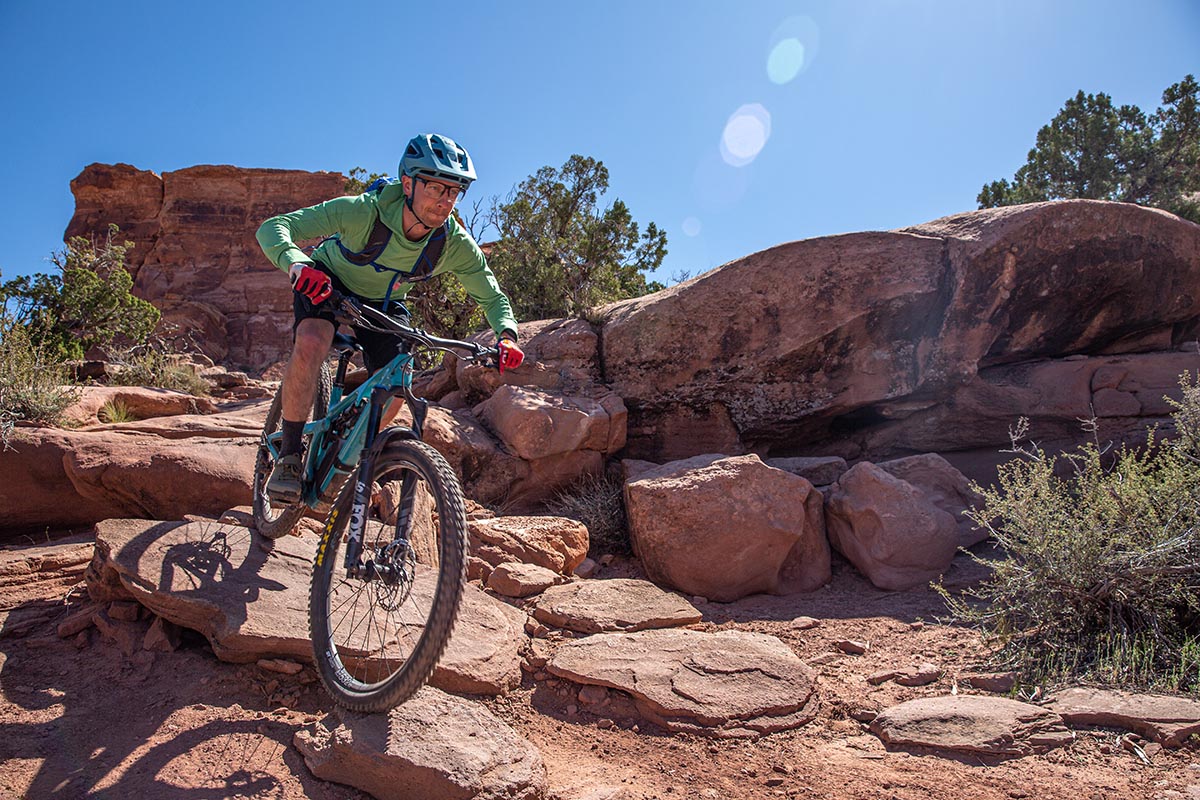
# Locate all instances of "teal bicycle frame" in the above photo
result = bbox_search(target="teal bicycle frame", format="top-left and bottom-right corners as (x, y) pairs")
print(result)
(260, 342), (418, 508)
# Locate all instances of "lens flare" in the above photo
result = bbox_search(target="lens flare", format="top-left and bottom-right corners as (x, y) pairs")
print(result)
(766, 16), (820, 85)
(682, 217), (702, 237)
(767, 39), (805, 84)
(720, 103), (771, 167)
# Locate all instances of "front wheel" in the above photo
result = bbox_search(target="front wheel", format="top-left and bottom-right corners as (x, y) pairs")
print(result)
(309, 439), (468, 712)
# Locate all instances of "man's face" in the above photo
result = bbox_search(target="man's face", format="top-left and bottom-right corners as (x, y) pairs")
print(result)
(404, 175), (463, 226)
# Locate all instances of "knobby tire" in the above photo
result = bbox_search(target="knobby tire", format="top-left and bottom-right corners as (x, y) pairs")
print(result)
(308, 439), (468, 712)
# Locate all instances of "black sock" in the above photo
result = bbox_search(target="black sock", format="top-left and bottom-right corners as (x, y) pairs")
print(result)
(280, 420), (305, 457)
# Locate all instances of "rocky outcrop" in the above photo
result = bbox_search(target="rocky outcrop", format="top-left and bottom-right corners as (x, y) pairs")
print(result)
(600, 201), (1200, 470)
(66, 163), (343, 371)
(1045, 687), (1200, 747)
(623, 454), (830, 601)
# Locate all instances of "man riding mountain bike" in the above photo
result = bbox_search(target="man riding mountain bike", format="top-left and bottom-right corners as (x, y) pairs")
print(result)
(255, 132), (524, 501)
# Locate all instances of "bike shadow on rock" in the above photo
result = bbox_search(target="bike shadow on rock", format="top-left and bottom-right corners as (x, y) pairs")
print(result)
(0, 520), (341, 798)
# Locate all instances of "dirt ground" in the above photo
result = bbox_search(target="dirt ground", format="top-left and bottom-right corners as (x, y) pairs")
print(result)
(1, 534), (1197, 800)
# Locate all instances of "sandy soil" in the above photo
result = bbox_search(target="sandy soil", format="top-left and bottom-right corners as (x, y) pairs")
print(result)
(0, 536), (1196, 800)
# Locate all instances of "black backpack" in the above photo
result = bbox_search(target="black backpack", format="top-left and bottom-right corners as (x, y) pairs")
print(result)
(325, 177), (450, 311)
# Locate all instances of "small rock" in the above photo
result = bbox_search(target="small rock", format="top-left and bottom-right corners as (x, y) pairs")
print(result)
(574, 558), (598, 579)
(867, 670), (901, 685)
(835, 639), (868, 655)
(525, 619), (550, 638)
(807, 652), (844, 666)
(597, 718), (614, 730)
(791, 616), (820, 630)
(691, 596), (708, 605)
(57, 605), (99, 638)
(598, 554), (615, 566)
(143, 617), (182, 653)
(849, 708), (878, 723)
(258, 658), (304, 675)
(109, 601), (142, 622)
(579, 685), (608, 706)
(895, 663), (942, 687)
(961, 671), (1017, 693)
(908, 621), (925, 631)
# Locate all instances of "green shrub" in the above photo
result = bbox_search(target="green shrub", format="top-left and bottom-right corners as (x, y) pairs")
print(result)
(939, 373), (1200, 693)
(0, 225), (159, 361)
(0, 324), (77, 446)
(545, 470), (631, 557)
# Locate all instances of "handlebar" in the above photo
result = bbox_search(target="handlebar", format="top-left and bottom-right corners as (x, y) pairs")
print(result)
(325, 291), (499, 365)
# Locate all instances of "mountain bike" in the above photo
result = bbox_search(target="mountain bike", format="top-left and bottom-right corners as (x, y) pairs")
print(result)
(251, 292), (498, 712)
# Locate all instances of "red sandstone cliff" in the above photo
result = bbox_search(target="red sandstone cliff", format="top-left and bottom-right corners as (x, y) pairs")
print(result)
(66, 163), (344, 371)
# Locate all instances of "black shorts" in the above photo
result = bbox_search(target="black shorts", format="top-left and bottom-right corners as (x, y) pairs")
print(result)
(292, 263), (410, 375)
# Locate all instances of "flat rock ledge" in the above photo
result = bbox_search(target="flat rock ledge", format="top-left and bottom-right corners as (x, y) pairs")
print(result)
(294, 685), (546, 800)
(1046, 687), (1200, 747)
(870, 696), (1074, 757)
(89, 517), (525, 694)
(532, 578), (702, 633)
(547, 629), (818, 737)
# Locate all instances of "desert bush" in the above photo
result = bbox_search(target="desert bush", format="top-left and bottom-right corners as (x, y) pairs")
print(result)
(0, 322), (77, 446)
(545, 470), (631, 557)
(939, 373), (1200, 693)
(108, 344), (210, 397)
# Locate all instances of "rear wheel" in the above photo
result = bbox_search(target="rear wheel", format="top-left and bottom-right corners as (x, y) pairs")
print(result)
(251, 363), (332, 540)
(309, 439), (468, 712)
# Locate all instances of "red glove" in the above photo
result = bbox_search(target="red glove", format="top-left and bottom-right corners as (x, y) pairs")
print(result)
(289, 263), (332, 303)
(497, 337), (524, 373)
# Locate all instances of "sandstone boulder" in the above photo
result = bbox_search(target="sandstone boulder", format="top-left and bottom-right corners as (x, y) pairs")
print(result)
(624, 454), (830, 601)
(468, 516), (589, 577)
(876, 453), (986, 548)
(67, 163), (345, 371)
(294, 686), (546, 800)
(548, 629), (819, 737)
(475, 385), (626, 461)
(825, 462), (959, 591)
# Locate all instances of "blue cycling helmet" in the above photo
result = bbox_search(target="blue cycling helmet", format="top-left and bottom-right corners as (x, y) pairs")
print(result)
(400, 133), (477, 191)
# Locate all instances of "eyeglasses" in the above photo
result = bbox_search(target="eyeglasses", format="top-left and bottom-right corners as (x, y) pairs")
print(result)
(416, 177), (465, 203)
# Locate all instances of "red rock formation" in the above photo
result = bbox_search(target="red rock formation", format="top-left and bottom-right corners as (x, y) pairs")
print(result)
(66, 163), (344, 371)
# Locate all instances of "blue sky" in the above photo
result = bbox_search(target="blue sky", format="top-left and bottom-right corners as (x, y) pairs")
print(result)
(1, 1), (1197, 287)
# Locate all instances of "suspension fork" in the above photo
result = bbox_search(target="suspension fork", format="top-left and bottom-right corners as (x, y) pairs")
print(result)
(343, 386), (394, 577)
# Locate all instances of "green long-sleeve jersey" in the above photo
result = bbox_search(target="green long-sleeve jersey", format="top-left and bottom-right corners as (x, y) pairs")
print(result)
(256, 182), (518, 338)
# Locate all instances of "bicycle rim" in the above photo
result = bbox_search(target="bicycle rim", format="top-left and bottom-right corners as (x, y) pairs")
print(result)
(309, 439), (467, 712)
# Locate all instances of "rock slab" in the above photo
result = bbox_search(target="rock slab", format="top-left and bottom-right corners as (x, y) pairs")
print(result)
(89, 517), (525, 693)
(870, 695), (1074, 757)
(294, 685), (546, 800)
(532, 578), (702, 634)
(548, 628), (819, 737)
(1046, 687), (1200, 747)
